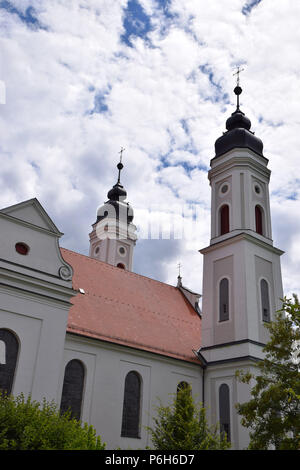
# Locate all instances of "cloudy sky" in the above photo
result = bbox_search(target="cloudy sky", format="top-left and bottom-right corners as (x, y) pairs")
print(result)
(0, 0), (299, 300)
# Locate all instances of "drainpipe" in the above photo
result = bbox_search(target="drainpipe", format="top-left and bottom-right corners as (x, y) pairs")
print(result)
(202, 365), (206, 407)
(193, 348), (208, 407)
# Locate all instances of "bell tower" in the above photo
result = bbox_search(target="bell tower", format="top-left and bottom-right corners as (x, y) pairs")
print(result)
(198, 74), (284, 449)
(89, 149), (137, 271)
(200, 78), (284, 349)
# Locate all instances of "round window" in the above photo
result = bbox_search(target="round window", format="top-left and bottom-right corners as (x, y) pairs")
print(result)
(219, 183), (229, 196)
(95, 246), (100, 255)
(15, 242), (29, 255)
(118, 246), (126, 256)
(221, 184), (228, 193)
(255, 185), (261, 194)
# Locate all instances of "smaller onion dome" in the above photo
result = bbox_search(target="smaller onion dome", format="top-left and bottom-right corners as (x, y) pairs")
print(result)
(95, 153), (134, 225)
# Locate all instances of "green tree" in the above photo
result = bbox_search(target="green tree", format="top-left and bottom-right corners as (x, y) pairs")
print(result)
(236, 295), (300, 450)
(147, 384), (230, 450)
(0, 392), (106, 450)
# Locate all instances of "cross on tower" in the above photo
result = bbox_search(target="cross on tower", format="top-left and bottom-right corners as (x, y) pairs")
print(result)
(233, 66), (244, 87)
(117, 147), (125, 183)
(233, 66), (245, 110)
(177, 262), (182, 277)
(119, 147), (125, 163)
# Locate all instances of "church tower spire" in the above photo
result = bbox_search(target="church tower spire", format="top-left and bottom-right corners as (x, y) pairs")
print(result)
(89, 149), (137, 271)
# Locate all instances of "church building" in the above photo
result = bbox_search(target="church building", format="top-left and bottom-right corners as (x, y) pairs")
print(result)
(0, 82), (284, 450)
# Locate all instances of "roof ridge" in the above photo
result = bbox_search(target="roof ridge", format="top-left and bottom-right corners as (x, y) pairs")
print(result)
(61, 247), (179, 290)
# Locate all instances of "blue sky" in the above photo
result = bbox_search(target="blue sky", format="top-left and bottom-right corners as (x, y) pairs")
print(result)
(0, 0), (300, 298)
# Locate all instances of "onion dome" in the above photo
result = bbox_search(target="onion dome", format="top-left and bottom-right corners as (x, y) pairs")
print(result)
(107, 182), (127, 201)
(215, 85), (263, 158)
(95, 155), (134, 224)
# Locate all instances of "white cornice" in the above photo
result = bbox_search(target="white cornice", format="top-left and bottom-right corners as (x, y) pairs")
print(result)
(208, 149), (271, 182)
(0, 198), (63, 236)
(0, 212), (62, 238)
(200, 232), (284, 256)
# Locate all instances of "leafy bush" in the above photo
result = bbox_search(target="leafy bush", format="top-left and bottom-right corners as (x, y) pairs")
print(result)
(0, 392), (105, 450)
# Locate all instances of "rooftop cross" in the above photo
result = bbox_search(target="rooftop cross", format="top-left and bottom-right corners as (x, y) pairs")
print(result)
(177, 262), (182, 277)
(233, 66), (244, 87)
(177, 262), (183, 287)
(117, 147), (125, 184)
(233, 66), (244, 110)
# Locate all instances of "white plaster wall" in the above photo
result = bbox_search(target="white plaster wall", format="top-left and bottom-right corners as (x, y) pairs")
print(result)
(204, 361), (257, 450)
(201, 235), (283, 349)
(62, 334), (202, 450)
(0, 286), (70, 403)
(0, 203), (76, 403)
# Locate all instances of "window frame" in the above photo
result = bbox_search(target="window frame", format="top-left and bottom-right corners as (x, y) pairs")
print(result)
(219, 204), (230, 236)
(60, 358), (85, 420)
(219, 383), (231, 443)
(218, 277), (230, 323)
(0, 329), (19, 395)
(121, 370), (142, 439)
(260, 278), (271, 323)
(255, 204), (264, 236)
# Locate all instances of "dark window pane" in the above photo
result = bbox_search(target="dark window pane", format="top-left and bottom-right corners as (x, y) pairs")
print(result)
(219, 383), (231, 442)
(261, 279), (270, 322)
(220, 205), (229, 235)
(255, 205), (263, 235)
(177, 381), (190, 395)
(121, 371), (141, 438)
(60, 359), (85, 420)
(219, 278), (229, 322)
(0, 329), (19, 394)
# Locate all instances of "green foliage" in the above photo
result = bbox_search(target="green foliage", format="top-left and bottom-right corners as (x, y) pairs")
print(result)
(146, 385), (230, 450)
(0, 392), (106, 450)
(236, 295), (300, 450)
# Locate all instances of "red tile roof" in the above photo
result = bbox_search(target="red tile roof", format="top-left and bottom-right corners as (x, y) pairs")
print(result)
(61, 248), (202, 364)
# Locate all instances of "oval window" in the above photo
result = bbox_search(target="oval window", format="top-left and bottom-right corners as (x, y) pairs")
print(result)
(221, 184), (229, 194)
(15, 242), (29, 255)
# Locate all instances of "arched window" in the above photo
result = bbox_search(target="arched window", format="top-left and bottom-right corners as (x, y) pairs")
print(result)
(255, 205), (263, 235)
(60, 359), (85, 420)
(219, 383), (231, 442)
(260, 279), (271, 322)
(220, 205), (229, 235)
(219, 278), (229, 322)
(121, 371), (141, 438)
(0, 329), (19, 394)
(117, 263), (126, 269)
(177, 381), (190, 395)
